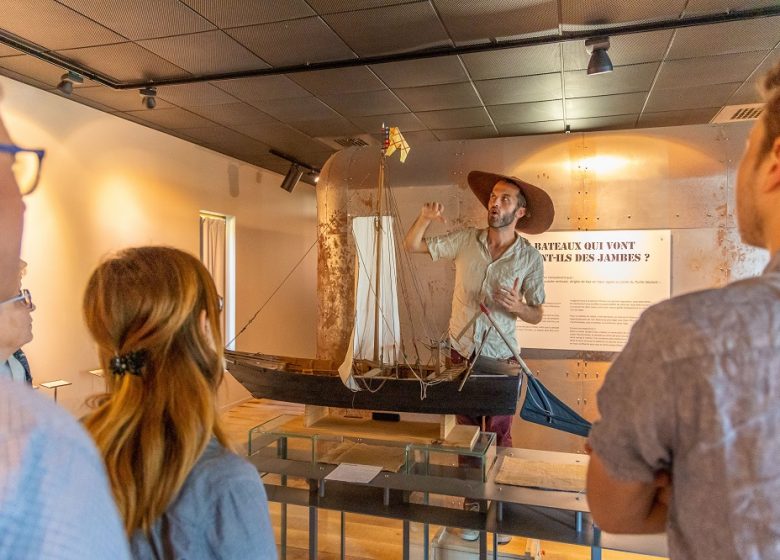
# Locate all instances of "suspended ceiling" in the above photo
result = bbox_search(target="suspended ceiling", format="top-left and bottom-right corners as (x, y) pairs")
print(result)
(0, 0), (779, 179)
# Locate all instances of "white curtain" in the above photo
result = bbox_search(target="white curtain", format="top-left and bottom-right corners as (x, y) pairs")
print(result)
(200, 214), (226, 343)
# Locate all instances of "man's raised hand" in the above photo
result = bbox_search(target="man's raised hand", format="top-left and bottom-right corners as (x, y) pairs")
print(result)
(420, 202), (446, 223)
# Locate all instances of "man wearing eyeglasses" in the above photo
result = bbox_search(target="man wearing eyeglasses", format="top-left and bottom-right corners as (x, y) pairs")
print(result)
(0, 87), (130, 559)
(0, 283), (34, 384)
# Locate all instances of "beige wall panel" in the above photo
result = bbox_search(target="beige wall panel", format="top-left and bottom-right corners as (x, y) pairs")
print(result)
(2, 76), (317, 414)
(320, 120), (766, 452)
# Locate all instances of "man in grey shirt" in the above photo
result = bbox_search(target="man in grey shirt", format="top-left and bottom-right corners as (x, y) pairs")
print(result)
(586, 61), (780, 558)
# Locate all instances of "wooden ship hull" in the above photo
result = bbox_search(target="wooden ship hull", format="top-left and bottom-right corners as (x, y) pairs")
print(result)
(226, 349), (522, 416)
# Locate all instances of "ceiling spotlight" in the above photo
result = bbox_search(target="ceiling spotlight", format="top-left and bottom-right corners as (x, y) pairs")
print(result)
(585, 36), (613, 76)
(308, 170), (320, 184)
(140, 86), (157, 109)
(56, 71), (83, 95)
(280, 163), (304, 193)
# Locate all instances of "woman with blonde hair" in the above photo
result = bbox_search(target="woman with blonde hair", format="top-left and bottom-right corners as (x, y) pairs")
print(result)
(82, 246), (276, 559)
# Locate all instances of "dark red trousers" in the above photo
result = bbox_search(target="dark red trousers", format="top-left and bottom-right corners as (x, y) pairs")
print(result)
(451, 349), (513, 447)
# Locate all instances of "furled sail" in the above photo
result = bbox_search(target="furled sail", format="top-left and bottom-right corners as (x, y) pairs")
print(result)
(351, 215), (401, 364)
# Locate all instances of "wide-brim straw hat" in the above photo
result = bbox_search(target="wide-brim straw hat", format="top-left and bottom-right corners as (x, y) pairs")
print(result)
(467, 170), (555, 234)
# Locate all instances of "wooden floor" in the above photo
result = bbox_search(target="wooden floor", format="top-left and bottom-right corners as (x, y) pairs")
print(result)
(221, 399), (666, 560)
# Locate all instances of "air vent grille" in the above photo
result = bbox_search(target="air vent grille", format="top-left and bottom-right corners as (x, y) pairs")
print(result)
(316, 134), (377, 150)
(710, 103), (764, 124)
(334, 137), (369, 147)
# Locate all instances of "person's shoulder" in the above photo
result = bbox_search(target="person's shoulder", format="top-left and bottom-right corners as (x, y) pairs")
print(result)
(513, 235), (542, 259)
(189, 440), (260, 489)
(637, 274), (778, 353)
(0, 379), (90, 447)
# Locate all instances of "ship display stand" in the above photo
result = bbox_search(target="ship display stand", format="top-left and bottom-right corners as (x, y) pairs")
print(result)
(246, 414), (668, 560)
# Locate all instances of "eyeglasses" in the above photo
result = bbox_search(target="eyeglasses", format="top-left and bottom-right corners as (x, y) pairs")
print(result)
(217, 295), (224, 312)
(0, 144), (46, 196)
(0, 288), (33, 310)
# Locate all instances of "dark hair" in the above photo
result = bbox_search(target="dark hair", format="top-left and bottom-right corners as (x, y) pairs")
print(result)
(759, 59), (780, 157)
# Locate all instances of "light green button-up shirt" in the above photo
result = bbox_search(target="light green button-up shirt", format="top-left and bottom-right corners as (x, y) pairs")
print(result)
(426, 227), (545, 359)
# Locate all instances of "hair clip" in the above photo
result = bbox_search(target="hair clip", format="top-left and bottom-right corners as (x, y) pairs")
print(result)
(110, 350), (148, 376)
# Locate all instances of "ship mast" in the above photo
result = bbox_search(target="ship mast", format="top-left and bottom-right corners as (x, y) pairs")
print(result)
(373, 126), (390, 364)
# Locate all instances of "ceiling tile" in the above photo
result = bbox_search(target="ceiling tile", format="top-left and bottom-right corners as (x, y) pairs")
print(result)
(349, 112), (427, 133)
(416, 107), (493, 129)
(294, 117), (363, 137)
(565, 92), (648, 119)
(187, 103), (275, 126)
(487, 100), (564, 124)
(115, 111), (175, 133)
(215, 75), (311, 102)
(1, 0), (124, 50)
(0, 55), (98, 89)
(398, 129), (438, 145)
(568, 114), (639, 132)
(0, 45), (22, 58)
(638, 107), (720, 128)
(432, 126), (498, 141)
(74, 86), (175, 111)
(137, 31), (268, 75)
(564, 62), (659, 97)
(157, 83), (238, 107)
(181, 0), (315, 27)
(497, 120), (564, 135)
(667, 16), (780, 59)
(290, 67), (386, 96)
(645, 81), (740, 112)
(54, 89), (115, 112)
(0, 67), (52, 91)
(58, 0), (214, 40)
(562, 30), (674, 71)
(320, 90), (407, 117)
(462, 44), (561, 81)
(234, 121), (326, 154)
(124, 107), (216, 129)
(727, 50), (780, 104)
(371, 56), (468, 88)
(176, 126), (270, 153)
(253, 96), (339, 121)
(323, 2), (451, 57)
(475, 73), (562, 105)
(57, 43), (190, 82)
(683, 0), (780, 14)
(307, 0), (420, 14)
(655, 51), (768, 89)
(306, 151), (337, 168)
(561, 0), (686, 26)
(226, 17), (355, 67)
(727, 81), (763, 105)
(434, 0), (559, 43)
(393, 82), (481, 112)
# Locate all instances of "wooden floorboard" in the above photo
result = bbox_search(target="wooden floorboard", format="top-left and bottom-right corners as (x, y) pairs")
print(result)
(221, 399), (666, 560)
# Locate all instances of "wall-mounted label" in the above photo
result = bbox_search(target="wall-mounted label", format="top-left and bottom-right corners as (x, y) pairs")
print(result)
(517, 230), (671, 352)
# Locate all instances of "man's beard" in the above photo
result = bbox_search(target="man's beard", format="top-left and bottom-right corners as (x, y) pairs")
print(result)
(488, 210), (516, 229)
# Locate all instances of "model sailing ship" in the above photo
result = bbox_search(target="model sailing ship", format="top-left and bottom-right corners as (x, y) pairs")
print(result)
(225, 127), (523, 417)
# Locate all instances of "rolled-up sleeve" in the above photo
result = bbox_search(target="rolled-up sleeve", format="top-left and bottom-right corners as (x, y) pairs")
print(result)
(427, 229), (470, 262)
(588, 308), (675, 483)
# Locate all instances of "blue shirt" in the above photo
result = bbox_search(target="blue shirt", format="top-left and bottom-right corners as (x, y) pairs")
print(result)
(130, 438), (276, 559)
(0, 379), (130, 559)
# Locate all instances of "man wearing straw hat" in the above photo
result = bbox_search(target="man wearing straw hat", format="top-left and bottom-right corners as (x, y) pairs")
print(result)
(404, 170), (555, 449)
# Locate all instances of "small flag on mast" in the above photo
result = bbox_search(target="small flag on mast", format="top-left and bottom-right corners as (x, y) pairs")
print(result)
(383, 126), (410, 163)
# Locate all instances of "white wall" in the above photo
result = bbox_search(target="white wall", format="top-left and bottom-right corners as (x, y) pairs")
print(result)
(0, 76), (318, 414)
